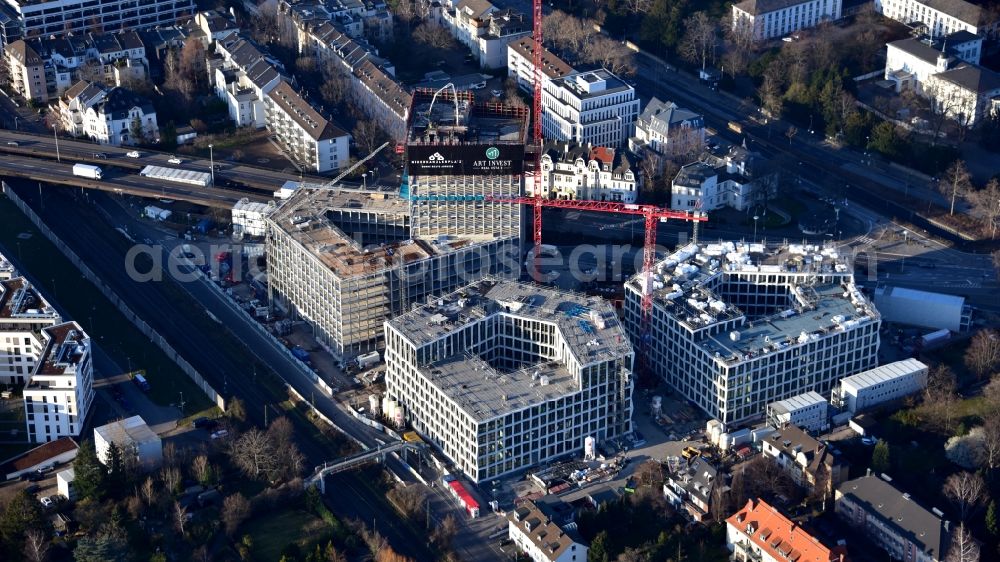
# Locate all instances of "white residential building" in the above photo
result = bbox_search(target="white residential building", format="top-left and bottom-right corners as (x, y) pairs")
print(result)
(1, 277), (60, 386)
(766, 391), (829, 432)
(264, 80), (350, 173)
(731, 0), (842, 42)
(444, 0), (529, 69)
(212, 36), (284, 129)
(0, 253), (15, 280)
(385, 280), (634, 482)
(58, 80), (158, 145)
(23, 322), (94, 443)
(0, 0), (196, 46)
(507, 36), (574, 94)
(507, 499), (589, 562)
(760, 424), (848, 492)
(727, 499), (848, 562)
(836, 358), (929, 414)
(630, 97), (705, 160)
(542, 69), (639, 148)
(875, 0), (995, 38)
(624, 242), (880, 428)
(531, 142), (639, 203)
(94, 415), (163, 471)
(232, 199), (275, 238)
(671, 146), (775, 212)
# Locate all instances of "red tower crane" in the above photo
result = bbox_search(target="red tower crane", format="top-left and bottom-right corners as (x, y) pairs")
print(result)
(530, 0), (544, 271)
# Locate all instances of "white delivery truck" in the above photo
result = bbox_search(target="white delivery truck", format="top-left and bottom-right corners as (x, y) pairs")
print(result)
(354, 351), (381, 371)
(72, 163), (103, 179)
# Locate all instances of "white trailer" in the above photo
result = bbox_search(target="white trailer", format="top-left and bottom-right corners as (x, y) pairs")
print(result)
(355, 351), (381, 371)
(72, 163), (103, 179)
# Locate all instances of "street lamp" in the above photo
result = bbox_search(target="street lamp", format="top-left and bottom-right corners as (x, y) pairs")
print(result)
(753, 215), (760, 241)
(208, 144), (215, 185)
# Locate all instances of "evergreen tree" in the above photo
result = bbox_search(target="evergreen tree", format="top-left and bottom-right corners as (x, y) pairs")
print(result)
(871, 440), (891, 474)
(986, 500), (998, 537)
(105, 442), (128, 495)
(73, 440), (106, 501)
(589, 530), (610, 562)
(0, 490), (45, 548)
(128, 115), (145, 145)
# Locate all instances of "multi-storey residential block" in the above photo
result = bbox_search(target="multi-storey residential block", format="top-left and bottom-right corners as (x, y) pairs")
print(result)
(385, 280), (633, 482)
(406, 88), (527, 240)
(629, 97), (705, 161)
(542, 69), (639, 148)
(507, 36), (574, 94)
(731, 0), (842, 42)
(663, 456), (727, 521)
(1, 277), (60, 386)
(265, 80), (350, 173)
(507, 499), (590, 562)
(766, 391), (829, 432)
(24, 322), (94, 443)
(0, 0), (195, 46)
(836, 474), (949, 562)
(3, 37), (44, 101)
(876, 0), (995, 38)
(624, 242), (880, 428)
(194, 9), (239, 44)
(530, 142), (639, 203)
(265, 187), (515, 360)
(58, 80), (158, 145)
(835, 358), (928, 414)
(727, 498), (849, 562)
(761, 424), (847, 493)
(211, 35), (284, 129)
(671, 145), (775, 212)
(444, 0), (529, 69)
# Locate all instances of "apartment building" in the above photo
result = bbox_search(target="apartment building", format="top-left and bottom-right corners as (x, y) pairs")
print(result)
(731, 0), (842, 42)
(265, 81), (350, 173)
(265, 187), (515, 360)
(836, 358), (928, 414)
(1, 277), (60, 386)
(507, 36), (574, 94)
(24, 322), (94, 443)
(0, 0), (196, 46)
(761, 424), (847, 493)
(671, 145), (776, 212)
(211, 35), (284, 129)
(836, 474), (949, 562)
(766, 391), (829, 432)
(283, 0), (393, 44)
(530, 142), (639, 203)
(194, 9), (239, 44)
(58, 80), (158, 145)
(884, 34), (1000, 126)
(542, 69), (639, 148)
(876, 0), (995, 38)
(727, 499), (849, 562)
(3, 37), (44, 101)
(407, 88), (527, 240)
(630, 97), (705, 160)
(444, 0), (529, 69)
(663, 456), (727, 522)
(624, 241), (880, 427)
(508, 499), (589, 562)
(385, 279), (634, 482)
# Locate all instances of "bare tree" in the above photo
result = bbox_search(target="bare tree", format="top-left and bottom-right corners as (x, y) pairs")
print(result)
(140, 477), (157, 506)
(785, 125), (798, 145)
(192, 455), (212, 485)
(412, 22), (454, 49)
(222, 493), (253, 537)
(945, 522), (980, 562)
(161, 466), (182, 495)
(941, 160), (972, 216)
(430, 514), (458, 550)
(969, 178), (1000, 238)
(979, 416), (1000, 472)
(944, 471), (986, 521)
(582, 36), (636, 77)
(542, 11), (589, 58)
(353, 121), (387, 156)
(267, 417), (305, 482)
(634, 459), (665, 487)
(926, 365), (958, 402)
(229, 428), (277, 480)
(965, 329), (1000, 379)
(173, 501), (188, 535)
(758, 68), (784, 120)
(125, 494), (143, 520)
(23, 529), (50, 562)
(387, 485), (426, 519)
(678, 12), (718, 70)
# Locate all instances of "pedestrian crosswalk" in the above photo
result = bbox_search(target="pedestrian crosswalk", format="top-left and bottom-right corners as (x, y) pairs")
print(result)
(852, 235), (877, 246)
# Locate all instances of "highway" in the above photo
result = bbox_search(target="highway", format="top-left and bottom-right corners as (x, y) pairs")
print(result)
(0, 128), (322, 192)
(0, 152), (268, 208)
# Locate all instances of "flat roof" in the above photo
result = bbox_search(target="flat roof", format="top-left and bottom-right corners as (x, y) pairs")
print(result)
(550, 69), (632, 101)
(840, 358), (928, 392)
(95, 415), (159, 446)
(407, 89), (529, 145)
(140, 165), (212, 184)
(0, 277), (58, 321)
(34, 322), (88, 377)
(769, 391), (827, 415)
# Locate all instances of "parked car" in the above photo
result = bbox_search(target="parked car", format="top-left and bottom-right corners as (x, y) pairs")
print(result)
(39, 496), (53, 508)
(6, 141), (19, 147)
(210, 429), (229, 440)
(94, 152), (108, 159)
(168, 156), (182, 164)
(491, 89), (502, 97)
(126, 151), (140, 158)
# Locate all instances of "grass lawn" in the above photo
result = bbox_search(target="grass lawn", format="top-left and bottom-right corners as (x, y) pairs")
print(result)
(243, 508), (333, 562)
(0, 195), (213, 412)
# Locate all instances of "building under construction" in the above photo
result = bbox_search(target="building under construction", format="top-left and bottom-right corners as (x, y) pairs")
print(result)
(406, 88), (529, 240)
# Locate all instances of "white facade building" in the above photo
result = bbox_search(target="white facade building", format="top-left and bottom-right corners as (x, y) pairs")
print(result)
(631, 97), (705, 159)
(542, 69), (639, 148)
(766, 391), (829, 432)
(23, 322), (94, 443)
(94, 415), (163, 471)
(58, 80), (158, 145)
(875, 0), (993, 38)
(265, 80), (350, 173)
(443, 0), (529, 69)
(507, 500), (589, 562)
(56, 467), (76, 499)
(1, 277), (60, 386)
(837, 358), (928, 414)
(873, 285), (972, 332)
(731, 0), (842, 42)
(624, 242), (880, 427)
(530, 142), (638, 203)
(385, 280), (634, 482)
(507, 36), (574, 94)
(212, 36), (284, 129)
(232, 199), (275, 238)
(671, 146), (775, 212)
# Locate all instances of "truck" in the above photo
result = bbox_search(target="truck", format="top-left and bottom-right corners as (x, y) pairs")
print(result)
(354, 351), (381, 371)
(132, 373), (150, 392)
(72, 163), (103, 180)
